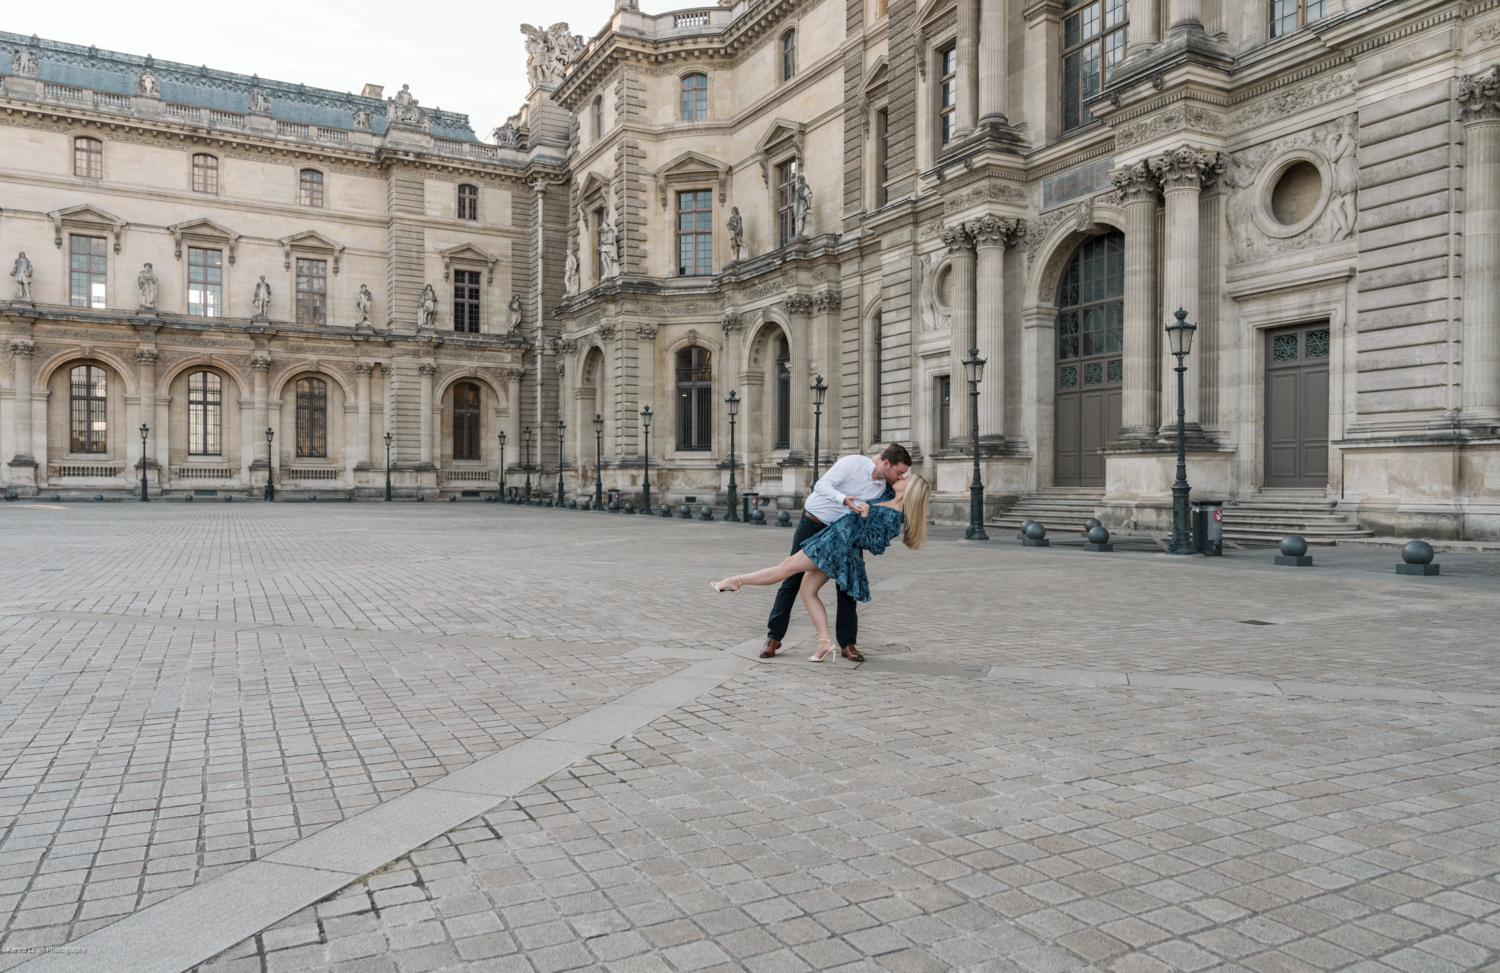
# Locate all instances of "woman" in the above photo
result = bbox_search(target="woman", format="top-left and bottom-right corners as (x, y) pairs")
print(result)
(712, 474), (930, 661)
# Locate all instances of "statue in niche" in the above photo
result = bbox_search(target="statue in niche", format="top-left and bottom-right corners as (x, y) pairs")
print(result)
(1224, 155), (1262, 263)
(918, 253), (939, 331)
(252, 275), (272, 319)
(356, 284), (374, 327)
(418, 284), (437, 329)
(1327, 117), (1358, 243)
(352, 108), (373, 131)
(136, 69), (160, 97)
(597, 217), (620, 278)
(11, 48), (39, 77)
(563, 250), (580, 295)
(247, 88), (271, 114)
(728, 207), (749, 262)
(137, 263), (159, 309)
(10, 252), (33, 302)
(793, 175), (813, 238)
(508, 293), (524, 332)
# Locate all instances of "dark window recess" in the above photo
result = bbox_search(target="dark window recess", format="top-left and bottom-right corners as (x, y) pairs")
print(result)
(188, 371), (222, 455)
(453, 381), (482, 460)
(453, 270), (481, 333)
(458, 184), (479, 220)
(1062, 0), (1128, 132)
(1054, 229), (1125, 487)
(938, 376), (951, 449)
(299, 168), (324, 207)
(677, 190), (713, 276)
(295, 258), (327, 326)
(939, 47), (957, 144)
(676, 346), (713, 451)
(681, 74), (707, 121)
(74, 137), (103, 178)
(775, 334), (791, 449)
(296, 377), (328, 458)
(69, 235), (107, 309)
(70, 365), (108, 453)
(873, 313), (883, 442)
(776, 160), (798, 247)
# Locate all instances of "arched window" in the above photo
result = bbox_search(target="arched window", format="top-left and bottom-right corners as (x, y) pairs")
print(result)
(73, 137), (103, 178)
(1062, 0), (1128, 132)
(192, 153), (219, 193)
(1054, 230), (1125, 487)
(676, 346), (712, 451)
(188, 371), (223, 456)
(69, 365), (108, 453)
(295, 377), (328, 457)
(299, 168), (324, 207)
(781, 29), (796, 82)
(457, 183), (479, 221)
(681, 74), (708, 121)
(775, 334), (791, 449)
(452, 382), (481, 460)
(593, 96), (604, 138)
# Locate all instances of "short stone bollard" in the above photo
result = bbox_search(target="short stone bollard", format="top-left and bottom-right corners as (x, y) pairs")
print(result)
(699, 505), (714, 521)
(50, 494), (60, 502)
(309, 495), (318, 502)
(608, 499), (619, 511)
(661, 503), (672, 518)
(777, 509), (791, 527)
(1017, 518), (1035, 540)
(751, 508), (766, 525)
(95, 494), (104, 502)
(1084, 517), (1102, 532)
(449, 495), (457, 502)
(624, 503), (635, 514)
(1022, 522), (1049, 547)
(1396, 540), (1439, 576)
(224, 495), (233, 502)
(1083, 525), (1113, 552)
(184, 495), (193, 502)
(679, 504), (692, 519)
(345, 495), (353, 502)
(1274, 535), (1313, 567)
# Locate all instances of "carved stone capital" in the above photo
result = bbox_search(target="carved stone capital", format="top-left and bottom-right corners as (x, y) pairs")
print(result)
(633, 324), (657, 341)
(504, 366), (526, 380)
(1109, 161), (1159, 205)
(1459, 66), (1500, 124)
(8, 338), (34, 358)
(418, 362), (438, 377)
(1148, 145), (1225, 193)
(719, 312), (744, 334)
(355, 362), (376, 376)
(783, 294), (816, 315)
(250, 352), (272, 371)
(597, 323), (616, 341)
(135, 348), (159, 365)
(559, 338), (580, 354)
(940, 224), (974, 254)
(967, 216), (1027, 249)
(811, 293), (839, 313)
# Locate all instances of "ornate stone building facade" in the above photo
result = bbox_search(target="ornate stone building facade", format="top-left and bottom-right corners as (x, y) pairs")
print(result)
(7, 0), (1500, 538)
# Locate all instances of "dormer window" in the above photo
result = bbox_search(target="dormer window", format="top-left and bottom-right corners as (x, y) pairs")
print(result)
(681, 74), (707, 121)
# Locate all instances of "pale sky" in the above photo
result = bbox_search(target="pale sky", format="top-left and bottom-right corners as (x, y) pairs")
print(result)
(9, 0), (616, 139)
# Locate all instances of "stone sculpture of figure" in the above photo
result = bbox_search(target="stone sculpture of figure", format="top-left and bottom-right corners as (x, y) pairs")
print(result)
(1327, 119), (1358, 243)
(11, 48), (39, 77)
(137, 263), (159, 309)
(418, 284), (437, 329)
(918, 253), (939, 331)
(728, 207), (749, 262)
(597, 218), (620, 278)
(548, 24), (583, 75)
(10, 252), (33, 303)
(388, 84), (426, 127)
(521, 25), (561, 87)
(356, 284), (374, 326)
(1224, 155), (1261, 262)
(564, 250), (580, 295)
(793, 175), (813, 238)
(136, 70), (160, 97)
(352, 108), (373, 131)
(248, 88), (271, 114)
(491, 123), (520, 148)
(252, 275), (272, 319)
(508, 293), (524, 332)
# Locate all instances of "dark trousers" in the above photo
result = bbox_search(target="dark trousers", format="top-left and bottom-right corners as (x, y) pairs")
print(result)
(766, 514), (859, 647)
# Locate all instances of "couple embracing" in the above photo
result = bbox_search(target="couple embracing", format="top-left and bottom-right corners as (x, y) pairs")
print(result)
(712, 444), (929, 662)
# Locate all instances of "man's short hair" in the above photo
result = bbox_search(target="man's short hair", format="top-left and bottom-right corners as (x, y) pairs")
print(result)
(878, 443), (912, 468)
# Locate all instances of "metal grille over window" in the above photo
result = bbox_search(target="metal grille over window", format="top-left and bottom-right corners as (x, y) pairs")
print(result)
(453, 382), (481, 460)
(1059, 365), (1079, 389)
(681, 74), (707, 121)
(677, 190), (713, 276)
(73, 137), (103, 178)
(1305, 329), (1330, 359)
(192, 154), (219, 194)
(776, 160), (798, 247)
(1274, 334), (1299, 362)
(676, 346), (713, 451)
(1270, 0), (1325, 37)
(299, 169), (324, 207)
(939, 47), (958, 145)
(453, 270), (481, 333)
(69, 236), (107, 309)
(295, 259), (328, 326)
(458, 184), (478, 221)
(295, 377), (328, 457)
(188, 248), (222, 317)
(69, 365), (108, 453)
(188, 371), (222, 456)
(1062, 0), (1128, 132)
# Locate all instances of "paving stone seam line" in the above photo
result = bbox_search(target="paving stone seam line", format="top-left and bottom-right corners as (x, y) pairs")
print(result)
(11, 628), (812, 973)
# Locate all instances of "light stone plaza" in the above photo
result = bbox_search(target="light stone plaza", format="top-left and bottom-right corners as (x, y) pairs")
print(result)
(4, 0), (1500, 970)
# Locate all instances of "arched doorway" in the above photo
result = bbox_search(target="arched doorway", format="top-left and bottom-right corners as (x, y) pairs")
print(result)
(1054, 231), (1123, 487)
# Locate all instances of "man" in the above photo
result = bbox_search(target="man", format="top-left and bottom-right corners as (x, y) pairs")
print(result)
(762, 443), (912, 661)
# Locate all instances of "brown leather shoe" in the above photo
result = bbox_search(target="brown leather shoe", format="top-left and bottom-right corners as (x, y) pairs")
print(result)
(760, 638), (781, 658)
(841, 643), (865, 662)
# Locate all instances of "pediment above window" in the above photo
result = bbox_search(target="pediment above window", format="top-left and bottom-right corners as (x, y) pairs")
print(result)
(654, 151), (729, 208)
(279, 230), (345, 274)
(754, 118), (806, 185)
(440, 243), (498, 284)
(169, 218), (241, 264)
(50, 204), (127, 252)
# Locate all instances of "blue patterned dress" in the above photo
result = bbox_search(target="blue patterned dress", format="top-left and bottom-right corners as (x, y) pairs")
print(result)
(799, 504), (904, 602)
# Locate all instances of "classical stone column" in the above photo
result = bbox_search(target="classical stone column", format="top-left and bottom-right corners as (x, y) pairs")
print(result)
(1150, 145), (1222, 434)
(354, 363), (374, 469)
(943, 224), (977, 445)
(1111, 162), (1160, 440)
(978, 0), (1007, 126)
(250, 351), (271, 468)
(968, 216), (1022, 442)
(9, 339), (35, 467)
(1169, 0), (1200, 31)
(136, 348), (159, 476)
(505, 366), (524, 472)
(418, 361), (436, 467)
(1459, 67), (1500, 426)
(784, 295), (815, 463)
(955, 0), (979, 135)
(1127, 0), (1159, 56)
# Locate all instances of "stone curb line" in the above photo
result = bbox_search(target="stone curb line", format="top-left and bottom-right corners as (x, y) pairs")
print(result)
(15, 628), (811, 973)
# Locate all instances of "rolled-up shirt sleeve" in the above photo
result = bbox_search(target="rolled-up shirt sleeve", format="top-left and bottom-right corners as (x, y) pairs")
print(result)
(813, 455), (864, 508)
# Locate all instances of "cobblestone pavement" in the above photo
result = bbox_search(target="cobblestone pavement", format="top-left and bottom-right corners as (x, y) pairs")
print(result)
(0, 502), (1496, 973)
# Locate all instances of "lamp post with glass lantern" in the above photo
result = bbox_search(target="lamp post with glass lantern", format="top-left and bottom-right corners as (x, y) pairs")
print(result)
(264, 427), (275, 502)
(592, 414), (604, 510)
(810, 376), (827, 485)
(384, 431), (393, 501)
(139, 424), (150, 502)
(1166, 308), (1197, 555)
(555, 419), (566, 505)
(496, 430), (506, 501)
(963, 349), (987, 540)
(640, 405), (653, 513)
(725, 390), (740, 522)
(522, 426), (532, 503)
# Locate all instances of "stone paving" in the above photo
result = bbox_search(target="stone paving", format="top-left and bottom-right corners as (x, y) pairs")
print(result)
(0, 501), (1496, 973)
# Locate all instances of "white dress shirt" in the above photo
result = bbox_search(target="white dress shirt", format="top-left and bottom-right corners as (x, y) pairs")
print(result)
(803, 454), (887, 524)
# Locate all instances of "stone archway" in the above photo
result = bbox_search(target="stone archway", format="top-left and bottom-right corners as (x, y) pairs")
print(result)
(1053, 230), (1124, 487)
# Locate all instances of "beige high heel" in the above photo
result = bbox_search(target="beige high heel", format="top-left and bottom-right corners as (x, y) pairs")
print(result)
(810, 639), (836, 662)
(710, 576), (742, 597)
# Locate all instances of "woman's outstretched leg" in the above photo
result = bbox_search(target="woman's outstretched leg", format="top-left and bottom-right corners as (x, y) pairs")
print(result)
(799, 569), (835, 660)
(714, 552), (816, 592)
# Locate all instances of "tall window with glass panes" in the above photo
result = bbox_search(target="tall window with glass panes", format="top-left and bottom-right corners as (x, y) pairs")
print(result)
(1062, 0), (1128, 132)
(1270, 0), (1324, 36)
(938, 47), (957, 145)
(677, 191), (712, 276)
(188, 248), (222, 317)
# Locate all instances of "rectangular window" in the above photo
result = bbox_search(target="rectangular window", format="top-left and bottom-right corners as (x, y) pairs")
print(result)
(676, 347), (713, 451)
(187, 247), (223, 317)
(295, 378), (328, 458)
(939, 46), (958, 145)
(192, 154), (219, 194)
(776, 160), (798, 248)
(876, 108), (889, 207)
(299, 169), (324, 207)
(453, 270), (481, 333)
(1270, 0), (1325, 37)
(188, 371), (222, 456)
(938, 376), (951, 448)
(73, 138), (103, 178)
(295, 258), (327, 326)
(1062, 0), (1128, 132)
(69, 235), (107, 309)
(775, 341), (791, 449)
(458, 184), (479, 221)
(69, 365), (108, 453)
(677, 190), (713, 276)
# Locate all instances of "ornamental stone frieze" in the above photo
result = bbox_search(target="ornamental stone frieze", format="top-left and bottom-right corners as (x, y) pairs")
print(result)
(1148, 146), (1225, 193)
(1458, 66), (1500, 123)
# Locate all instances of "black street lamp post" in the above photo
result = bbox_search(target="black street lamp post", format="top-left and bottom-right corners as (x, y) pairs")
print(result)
(264, 427), (275, 502)
(139, 423), (150, 502)
(384, 431), (393, 501)
(963, 349), (987, 540)
(810, 376), (827, 485)
(592, 414), (604, 510)
(522, 426), (532, 503)
(556, 419), (566, 505)
(725, 391), (740, 522)
(1166, 308), (1198, 555)
(497, 430), (506, 501)
(640, 406), (653, 513)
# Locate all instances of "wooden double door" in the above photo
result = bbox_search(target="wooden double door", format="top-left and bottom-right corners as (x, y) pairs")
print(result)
(1264, 323), (1329, 488)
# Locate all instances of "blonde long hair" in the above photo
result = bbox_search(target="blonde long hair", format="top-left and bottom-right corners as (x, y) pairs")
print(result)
(900, 473), (930, 549)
